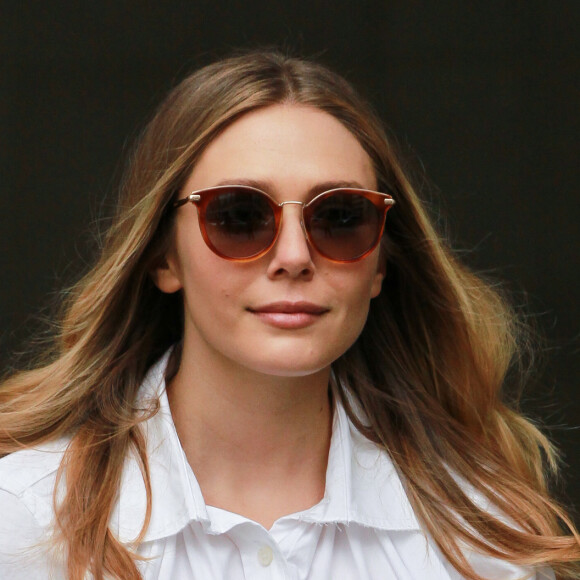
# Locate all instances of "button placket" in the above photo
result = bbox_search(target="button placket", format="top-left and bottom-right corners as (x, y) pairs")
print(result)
(226, 522), (287, 578)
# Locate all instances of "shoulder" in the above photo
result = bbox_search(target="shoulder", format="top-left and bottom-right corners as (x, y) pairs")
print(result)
(0, 438), (67, 527)
(0, 440), (68, 578)
(0, 488), (52, 577)
(340, 410), (555, 580)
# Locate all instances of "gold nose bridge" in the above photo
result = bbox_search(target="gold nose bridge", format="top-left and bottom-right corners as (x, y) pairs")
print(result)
(278, 200), (307, 234)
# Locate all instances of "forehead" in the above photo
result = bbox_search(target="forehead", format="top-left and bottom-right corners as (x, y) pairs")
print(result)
(184, 104), (377, 194)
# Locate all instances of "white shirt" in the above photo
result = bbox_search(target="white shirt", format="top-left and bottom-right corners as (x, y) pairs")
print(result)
(0, 352), (554, 579)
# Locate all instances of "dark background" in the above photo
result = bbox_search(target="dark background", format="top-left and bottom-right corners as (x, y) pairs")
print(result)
(1, 2), (578, 520)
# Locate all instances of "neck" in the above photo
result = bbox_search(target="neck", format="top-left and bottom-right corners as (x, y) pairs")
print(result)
(166, 343), (333, 528)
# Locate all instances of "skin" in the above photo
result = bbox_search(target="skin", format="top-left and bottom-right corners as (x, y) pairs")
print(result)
(153, 104), (384, 529)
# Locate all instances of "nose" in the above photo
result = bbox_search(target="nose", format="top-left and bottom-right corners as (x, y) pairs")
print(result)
(266, 204), (314, 280)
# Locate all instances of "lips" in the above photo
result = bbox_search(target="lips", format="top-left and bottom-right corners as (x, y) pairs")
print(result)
(249, 301), (329, 314)
(247, 301), (329, 329)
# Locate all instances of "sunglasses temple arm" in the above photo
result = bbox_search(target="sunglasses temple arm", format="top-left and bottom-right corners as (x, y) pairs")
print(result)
(173, 193), (201, 208)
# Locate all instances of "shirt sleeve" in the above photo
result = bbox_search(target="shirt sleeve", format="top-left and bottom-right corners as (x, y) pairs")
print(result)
(0, 489), (62, 579)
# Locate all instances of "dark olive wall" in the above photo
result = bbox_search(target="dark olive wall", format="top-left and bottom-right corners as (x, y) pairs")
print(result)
(1, 1), (578, 517)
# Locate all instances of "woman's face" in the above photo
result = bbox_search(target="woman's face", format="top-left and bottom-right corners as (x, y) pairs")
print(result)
(154, 104), (384, 377)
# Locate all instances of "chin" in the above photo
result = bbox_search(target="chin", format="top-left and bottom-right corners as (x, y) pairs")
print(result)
(234, 340), (354, 379)
(243, 356), (335, 378)
(264, 367), (330, 378)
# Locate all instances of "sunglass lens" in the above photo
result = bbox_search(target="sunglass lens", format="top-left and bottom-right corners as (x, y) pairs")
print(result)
(204, 189), (276, 259)
(306, 193), (382, 261)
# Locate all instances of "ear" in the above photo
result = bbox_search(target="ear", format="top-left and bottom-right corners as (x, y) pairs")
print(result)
(150, 254), (183, 294)
(370, 247), (387, 298)
(370, 269), (384, 298)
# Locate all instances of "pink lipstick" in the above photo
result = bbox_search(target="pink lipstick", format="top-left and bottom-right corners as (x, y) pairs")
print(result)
(247, 301), (329, 329)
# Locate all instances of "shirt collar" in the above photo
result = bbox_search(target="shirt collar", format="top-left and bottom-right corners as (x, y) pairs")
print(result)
(114, 351), (210, 543)
(113, 351), (420, 543)
(297, 393), (420, 530)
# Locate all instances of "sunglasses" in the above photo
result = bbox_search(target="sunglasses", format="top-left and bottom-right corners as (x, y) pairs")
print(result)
(173, 185), (395, 262)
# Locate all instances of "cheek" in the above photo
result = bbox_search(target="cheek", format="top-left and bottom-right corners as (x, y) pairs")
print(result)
(180, 253), (252, 313)
(335, 255), (382, 301)
(350, 268), (382, 321)
(327, 266), (380, 333)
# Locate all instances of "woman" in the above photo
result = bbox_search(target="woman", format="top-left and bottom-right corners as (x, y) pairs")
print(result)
(0, 51), (578, 580)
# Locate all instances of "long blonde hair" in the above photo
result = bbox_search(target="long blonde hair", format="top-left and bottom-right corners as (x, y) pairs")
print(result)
(1, 50), (578, 580)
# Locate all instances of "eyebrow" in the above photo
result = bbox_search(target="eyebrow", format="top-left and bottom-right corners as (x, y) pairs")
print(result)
(212, 178), (371, 198)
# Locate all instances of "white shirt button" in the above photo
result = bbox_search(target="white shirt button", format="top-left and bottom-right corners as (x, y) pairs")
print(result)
(257, 544), (274, 567)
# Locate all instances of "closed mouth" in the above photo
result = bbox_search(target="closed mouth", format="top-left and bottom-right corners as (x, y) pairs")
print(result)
(247, 301), (329, 315)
